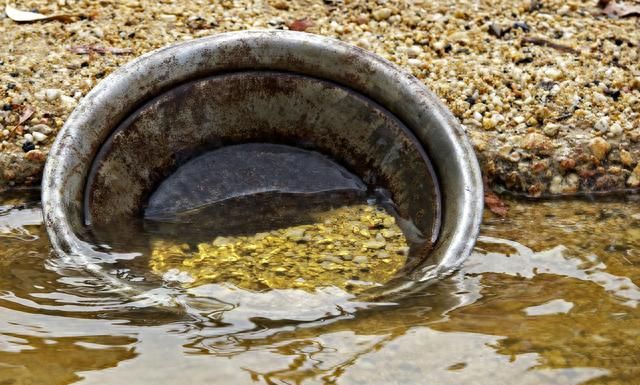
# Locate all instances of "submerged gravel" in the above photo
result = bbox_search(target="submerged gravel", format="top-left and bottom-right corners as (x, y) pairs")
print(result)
(0, 0), (638, 196)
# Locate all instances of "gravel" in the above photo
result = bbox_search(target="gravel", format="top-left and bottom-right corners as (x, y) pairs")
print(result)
(0, 0), (638, 196)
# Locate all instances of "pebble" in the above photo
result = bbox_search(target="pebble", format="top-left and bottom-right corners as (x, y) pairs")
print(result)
(23, 133), (33, 142)
(22, 141), (35, 152)
(589, 137), (611, 161)
(60, 95), (77, 110)
(159, 14), (177, 22)
(522, 132), (552, 154)
(30, 124), (53, 135)
(381, 229), (396, 238)
(594, 93), (608, 104)
(212, 236), (233, 246)
(284, 227), (306, 241)
(25, 149), (45, 162)
(272, 0), (289, 10)
(543, 67), (563, 80)
(482, 114), (504, 130)
(321, 255), (343, 264)
(44, 88), (62, 101)
(372, 8), (392, 21)
(609, 122), (623, 137)
(32, 132), (47, 143)
(627, 165), (640, 187)
(595, 117), (609, 133)
(353, 255), (369, 264)
(364, 240), (386, 249)
(543, 123), (560, 137)
(620, 150), (633, 166)
(406, 45), (422, 58)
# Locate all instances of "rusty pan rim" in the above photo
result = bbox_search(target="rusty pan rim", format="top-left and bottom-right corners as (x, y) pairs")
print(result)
(42, 30), (483, 299)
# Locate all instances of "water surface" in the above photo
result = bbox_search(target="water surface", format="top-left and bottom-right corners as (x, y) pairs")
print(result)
(1, 190), (638, 385)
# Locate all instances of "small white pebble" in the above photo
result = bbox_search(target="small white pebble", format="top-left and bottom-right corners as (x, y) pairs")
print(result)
(594, 93), (607, 104)
(406, 45), (422, 58)
(543, 123), (560, 137)
(32, 132), (47, 143)
(609, 122), (623, 136)
(93, 28), (104, 38)
(364, 240), (386, 249)
(34, 90), (46, 101)
(30, 124), (53, 135)
(12, 94), (26, 104)
(473, 111), (483, 121)
(159, 14), (177, 22)
(543, 67), (563, 80)
(44, 88), (62, 101)
(60, 95), (77, 109)
(407, 58), (422, 67)
(433, 40), (445, 51)
(24, 133), (33, 142)
(595, 116), (609, 133)
(372, 7), (392, 21)
(356, 38), (370, 49)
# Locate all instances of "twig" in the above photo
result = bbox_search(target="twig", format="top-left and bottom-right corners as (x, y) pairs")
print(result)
(69, 45), (133, 55)
(522, 37), (580, 55)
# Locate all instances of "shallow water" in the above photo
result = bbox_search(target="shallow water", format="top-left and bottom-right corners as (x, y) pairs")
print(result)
(1, 190), (639, 385)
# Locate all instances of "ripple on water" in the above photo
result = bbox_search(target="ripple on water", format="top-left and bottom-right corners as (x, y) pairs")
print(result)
(0, 191), (639, 385)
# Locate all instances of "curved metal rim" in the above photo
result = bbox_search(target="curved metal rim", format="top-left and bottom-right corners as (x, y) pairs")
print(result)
(42, 30), (483, 298)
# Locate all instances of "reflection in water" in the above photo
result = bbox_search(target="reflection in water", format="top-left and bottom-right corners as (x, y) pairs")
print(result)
(0, 191), (638, 385)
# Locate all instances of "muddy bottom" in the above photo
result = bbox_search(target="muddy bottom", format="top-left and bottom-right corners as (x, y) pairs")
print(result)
(1, 190), (639, 385)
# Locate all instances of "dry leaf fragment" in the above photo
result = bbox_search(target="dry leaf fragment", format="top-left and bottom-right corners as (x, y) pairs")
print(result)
(69, 45), (133, 55)
(484, 190), (508, 217)
(5, 4), (73, 22)
(598, 0), (640, 17)
(17, 105), (34, 126)
(288, 18), (314, 32)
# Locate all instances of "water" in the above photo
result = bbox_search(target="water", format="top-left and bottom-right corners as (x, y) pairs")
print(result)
(1, 190), (639, 385)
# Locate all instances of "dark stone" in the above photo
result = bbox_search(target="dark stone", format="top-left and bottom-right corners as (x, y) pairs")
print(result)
(539, 81), (557, 91)
(604, 89), (621, 101)
(465, 95), (477, 105)
(513, 21), (531, 32)
(22, 142), (36, 152)
(516, 57), (534, 65)
(488, 24), (510, 38)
